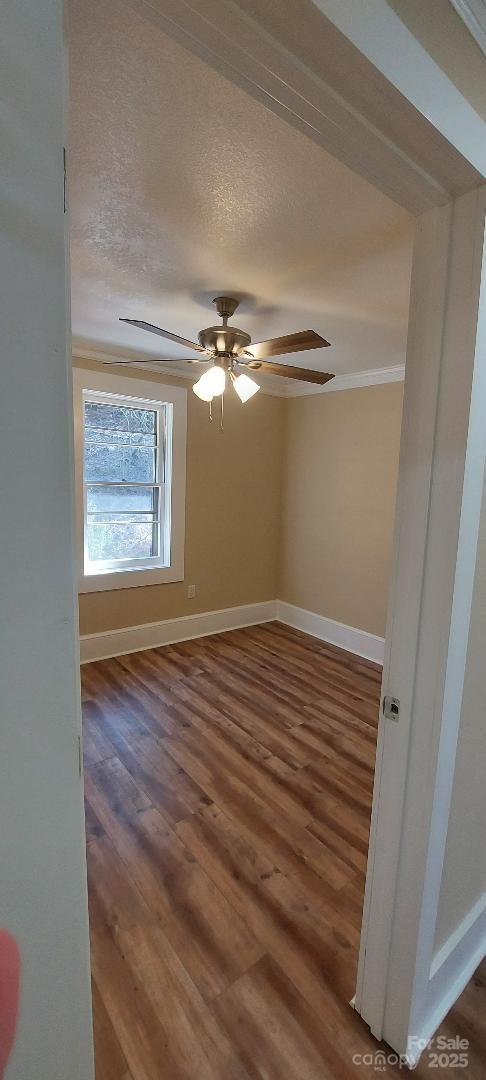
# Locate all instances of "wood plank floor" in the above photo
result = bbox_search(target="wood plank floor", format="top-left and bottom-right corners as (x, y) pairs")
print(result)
(82, 621), (486, 1079)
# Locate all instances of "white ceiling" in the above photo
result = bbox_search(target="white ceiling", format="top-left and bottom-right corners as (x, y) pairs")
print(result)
(68, 0), (413, 391)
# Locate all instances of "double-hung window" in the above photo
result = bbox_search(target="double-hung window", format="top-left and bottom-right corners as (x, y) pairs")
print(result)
(83, 395), (166, 571)
(74, 368), (186, 592)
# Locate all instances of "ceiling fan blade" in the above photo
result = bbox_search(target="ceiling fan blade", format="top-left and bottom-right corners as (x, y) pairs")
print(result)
(120, 318), (207, 352)
(94, 357), (207, 366)
(248, 330), (331, 360)
(247, 360), (334, 385)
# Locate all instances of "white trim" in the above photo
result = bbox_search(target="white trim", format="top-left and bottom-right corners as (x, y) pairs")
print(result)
(73, 367), (187, 593)
(356, 187), (486, 1055)
(356, 201), (456, 1041)
(279, 365), (405, 397)
(79, 598), (385, 664)
(131, 0), (484, 210)
(430, 894), (486, 980)
(72, 348), (404, 399)
(276, 601), (385, 663)
(312, 0), (486, 180)
(450, 0), (486, 56)
(406, 895), (486, 1064)
(79, 601), (277, 663)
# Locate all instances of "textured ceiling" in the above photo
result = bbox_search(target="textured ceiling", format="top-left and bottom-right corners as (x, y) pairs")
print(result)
(68, 0), (414, 385)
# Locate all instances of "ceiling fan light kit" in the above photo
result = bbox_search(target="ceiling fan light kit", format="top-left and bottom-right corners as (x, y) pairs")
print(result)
(117, 296), (334, 425)
(231, 370), (260, 402)
(193, 364), (226, 401)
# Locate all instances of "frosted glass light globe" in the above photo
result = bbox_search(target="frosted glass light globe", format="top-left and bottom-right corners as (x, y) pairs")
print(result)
(193, 365), (226, 400)
(232, 372), (260, 402)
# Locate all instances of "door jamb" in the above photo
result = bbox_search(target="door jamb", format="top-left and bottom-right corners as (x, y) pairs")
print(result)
(355, 187), (486, 1056)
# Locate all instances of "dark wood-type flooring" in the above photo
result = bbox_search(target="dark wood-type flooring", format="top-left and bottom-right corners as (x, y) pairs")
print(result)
(81, 621), (486, 1078)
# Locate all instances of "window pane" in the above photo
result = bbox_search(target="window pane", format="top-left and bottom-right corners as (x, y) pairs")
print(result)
(85, 426), (155, 447)
(81, 395), (170, 572)
(86, 485), (156, 514)
(84, 401), (156, 439)
(86, 522), (156, 563)
(84, 444), (156, 482)
(88, 512), (157, 524)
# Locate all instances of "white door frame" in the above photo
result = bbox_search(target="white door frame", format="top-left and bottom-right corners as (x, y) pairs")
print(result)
(2, 0), (94, 1076)
(138, 0), (486, 1058)
(356, 186), (486, 1057)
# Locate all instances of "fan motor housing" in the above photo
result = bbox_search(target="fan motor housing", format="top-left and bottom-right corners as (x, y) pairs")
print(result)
(198, 324), (251, 357)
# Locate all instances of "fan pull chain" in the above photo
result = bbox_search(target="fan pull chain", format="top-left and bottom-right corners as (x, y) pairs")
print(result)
(220, 392), (224, 433)
(209, 400), (213, 423)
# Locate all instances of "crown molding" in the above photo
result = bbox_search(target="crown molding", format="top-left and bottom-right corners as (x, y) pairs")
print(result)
(72, 348), (404, 397)
(450, 0), (486, 56)
(278, 364), (405, 396)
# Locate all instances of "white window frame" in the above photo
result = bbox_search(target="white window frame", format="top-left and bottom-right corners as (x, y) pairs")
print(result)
(74, 367), (186, 593)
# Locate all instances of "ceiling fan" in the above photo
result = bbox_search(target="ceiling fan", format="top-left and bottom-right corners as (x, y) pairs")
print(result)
(107, 296), (334, 407)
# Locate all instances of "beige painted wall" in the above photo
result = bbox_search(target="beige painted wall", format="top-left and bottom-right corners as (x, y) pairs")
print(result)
(434, 473), (486, 951)
(77, 360), (403, 639)
(279, 383), (403, 638)
(386, 0), (486, 121)
(76, 359), (285, 635)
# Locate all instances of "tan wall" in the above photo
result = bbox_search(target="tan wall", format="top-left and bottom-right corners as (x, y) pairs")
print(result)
(279, 382), (403, 638)
(434, 473), (486, 951)
(76, 359), (285, 636)
(386, 0), (486, 121)
(77, 360), (403, 639)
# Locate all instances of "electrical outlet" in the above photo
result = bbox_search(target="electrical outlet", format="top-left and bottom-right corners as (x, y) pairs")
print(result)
(187, 584), (196, 599)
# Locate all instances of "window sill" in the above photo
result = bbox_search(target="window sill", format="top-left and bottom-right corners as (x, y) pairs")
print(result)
(79, 562), (184, 594)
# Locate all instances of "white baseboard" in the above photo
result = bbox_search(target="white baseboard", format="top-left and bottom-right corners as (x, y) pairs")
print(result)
(276, 601), (385, 663)
(408, 895), (486, 1061)
(80, 600), (277, 663)
(80, 598), (385, 664)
